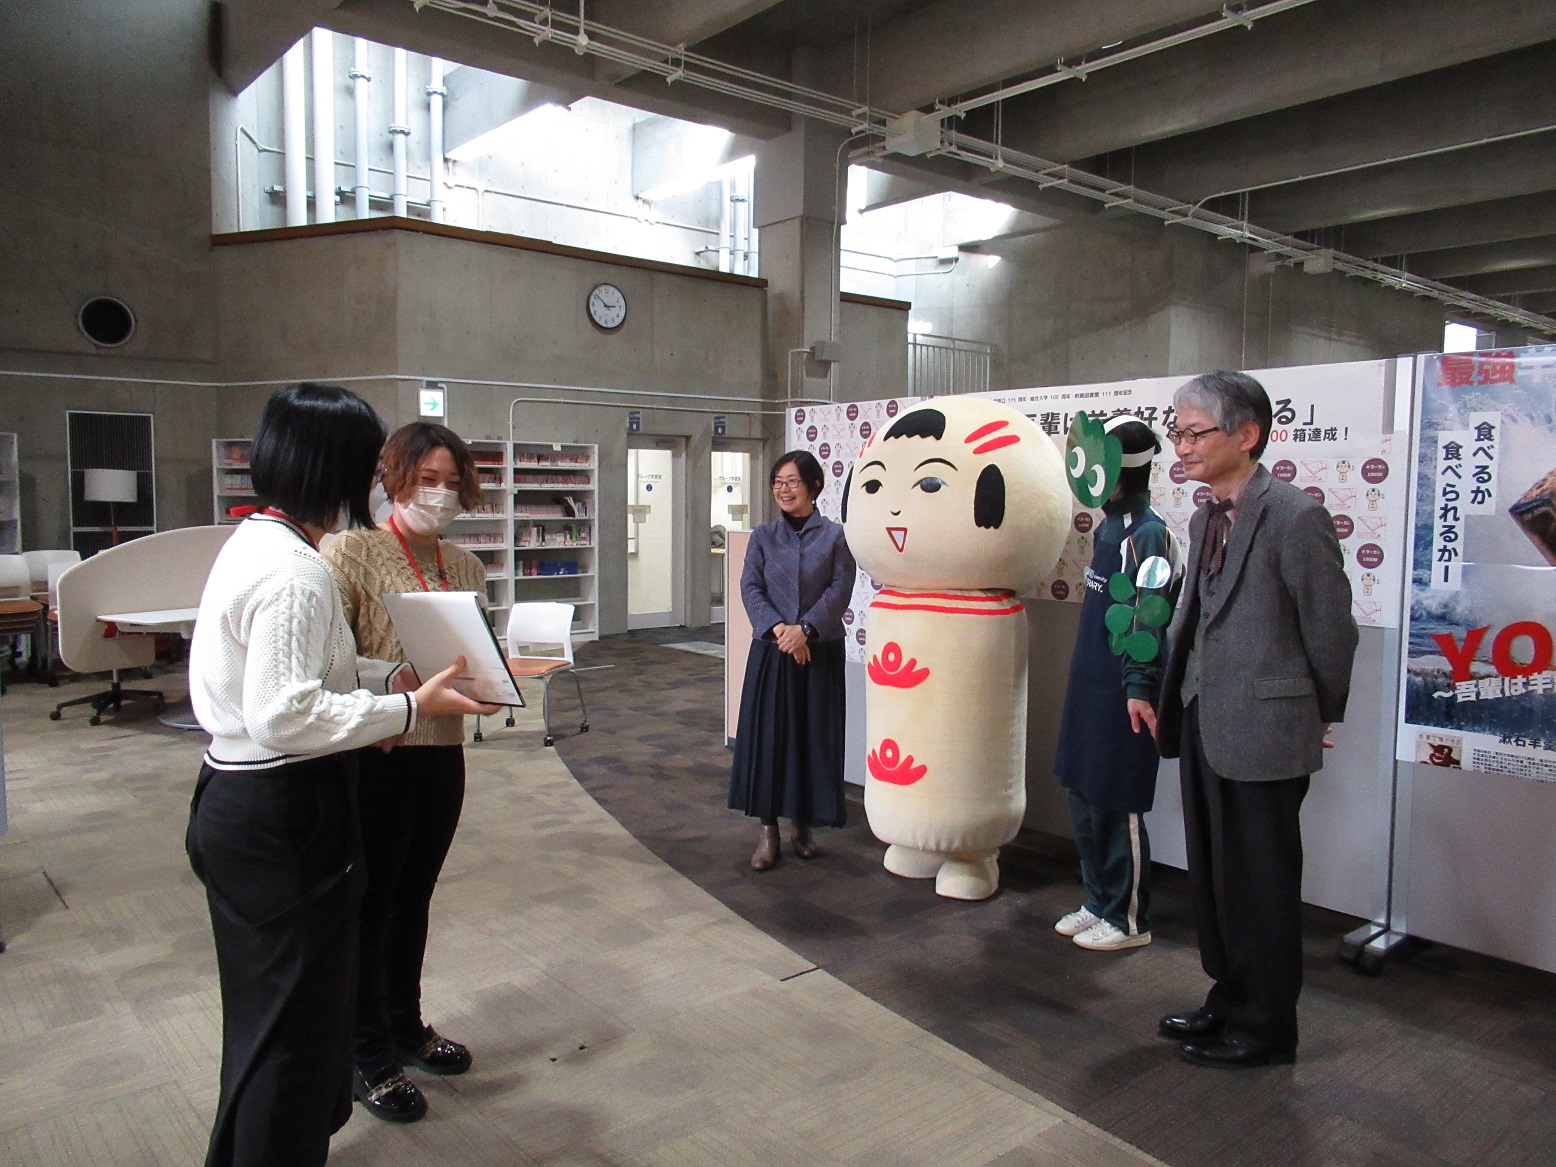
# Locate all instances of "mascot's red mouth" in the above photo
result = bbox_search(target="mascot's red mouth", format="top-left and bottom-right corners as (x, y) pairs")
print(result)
(887, 526), (908, 552)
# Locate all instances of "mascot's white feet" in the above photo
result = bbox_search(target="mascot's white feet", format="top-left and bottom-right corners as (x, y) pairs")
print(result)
(883, 844), (944, 879)
(935, 853), (999, 901)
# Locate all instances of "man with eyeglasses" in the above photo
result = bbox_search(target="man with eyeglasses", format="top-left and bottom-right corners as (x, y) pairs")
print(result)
(1153, 370), (1357, 1069)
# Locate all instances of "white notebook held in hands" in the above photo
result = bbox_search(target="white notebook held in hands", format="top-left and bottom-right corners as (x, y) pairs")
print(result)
(379, 590), (525, 707)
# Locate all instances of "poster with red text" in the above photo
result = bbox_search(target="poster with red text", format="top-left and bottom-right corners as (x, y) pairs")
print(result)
(1397, 345), (1556, 781)
(990, 360), (1405, 628)
(788, 397), (919, 663)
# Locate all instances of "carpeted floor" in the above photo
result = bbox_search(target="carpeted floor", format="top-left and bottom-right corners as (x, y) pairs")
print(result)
(556, 629), (1556, 1167)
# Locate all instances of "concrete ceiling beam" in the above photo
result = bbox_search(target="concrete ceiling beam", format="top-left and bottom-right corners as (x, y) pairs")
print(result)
(216, 0), (345, 93)
(1406, 234), (1556, 281)
(1517, 292), (1556, 315)
(442, 68), (581, 156)
(1248, 133), (1556, 233)
(589, 0), (787, 83)
(1451, 264), (1556, 298)
(997, 0), (1556, 162)
(856, 170), (944, 215)
(1120, 42), (1556, 203)
(1341, 192), (1556, 258)
(813, 0), (1224, 113)
(861, 155), (1126, 233)
(323, 0), (791, 137)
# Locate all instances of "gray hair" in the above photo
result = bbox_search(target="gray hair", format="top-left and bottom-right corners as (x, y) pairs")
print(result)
(1173, 370), (1273, 459)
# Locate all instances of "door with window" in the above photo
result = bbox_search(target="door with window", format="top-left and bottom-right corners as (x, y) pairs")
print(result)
(710, 442), (759, 622)
(626, 438), (686, 629)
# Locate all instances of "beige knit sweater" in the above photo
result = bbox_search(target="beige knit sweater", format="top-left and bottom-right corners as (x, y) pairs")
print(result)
(325, 526), (488, 747)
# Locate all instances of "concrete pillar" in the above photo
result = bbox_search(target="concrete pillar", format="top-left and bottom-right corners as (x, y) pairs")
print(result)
(755, 118), (848, 403)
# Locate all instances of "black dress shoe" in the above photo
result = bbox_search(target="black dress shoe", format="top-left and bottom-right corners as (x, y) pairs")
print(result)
(1158, 1007), (1223, 1040)
(354, 1066), (428, 1123)
(1179, 1034), (1296, 1069)
(396, 1027), (473, 1076)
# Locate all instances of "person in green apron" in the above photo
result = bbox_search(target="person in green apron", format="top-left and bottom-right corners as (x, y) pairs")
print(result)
(1053, 415), (1179, 951)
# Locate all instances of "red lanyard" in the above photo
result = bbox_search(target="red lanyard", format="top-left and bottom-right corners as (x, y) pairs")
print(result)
(388, 514), (448, 591)
(260, 507), (317, 550)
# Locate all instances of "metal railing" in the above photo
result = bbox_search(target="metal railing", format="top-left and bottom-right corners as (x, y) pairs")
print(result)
(907, 334), (993, 396)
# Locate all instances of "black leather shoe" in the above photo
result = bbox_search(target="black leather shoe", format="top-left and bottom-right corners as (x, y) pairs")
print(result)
(1179, 1034), (1296, 1069)
(354, 1067), (428, 1123)
(396, 1028), (473, 1076)
(1158, 1007), (1223, 1040)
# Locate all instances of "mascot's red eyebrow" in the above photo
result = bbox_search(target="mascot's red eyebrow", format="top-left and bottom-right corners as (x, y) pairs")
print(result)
(965, 420), (1022, 455)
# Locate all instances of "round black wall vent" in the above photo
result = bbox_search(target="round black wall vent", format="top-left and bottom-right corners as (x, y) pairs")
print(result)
(78, 297), (136, 347)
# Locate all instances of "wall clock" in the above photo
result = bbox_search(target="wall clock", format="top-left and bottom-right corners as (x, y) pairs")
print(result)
(587, 282), (627, 330)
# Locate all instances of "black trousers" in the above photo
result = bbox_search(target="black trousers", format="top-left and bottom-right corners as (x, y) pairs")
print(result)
(1179, 701), (1310, 1048)
(186, 756), (363, 1167)
(354, 744), (466, 1073)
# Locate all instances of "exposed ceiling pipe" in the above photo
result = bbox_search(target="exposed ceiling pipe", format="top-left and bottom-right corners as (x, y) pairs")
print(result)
(350, 38), (373, 219)
(931, 0), (1320, 120)
(427, 58), (447, 222)
(411, 0), (1555, 336)
(281, 41), (308, 226)
(390, 47), (411, 217)
(311, 29), (336, 224)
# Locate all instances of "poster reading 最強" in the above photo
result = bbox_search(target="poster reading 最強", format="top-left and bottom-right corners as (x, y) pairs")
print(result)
(1397, 345), (1556, 781)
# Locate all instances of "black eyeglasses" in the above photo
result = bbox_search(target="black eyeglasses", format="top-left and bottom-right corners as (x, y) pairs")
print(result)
(1165, 425), (1222, 445)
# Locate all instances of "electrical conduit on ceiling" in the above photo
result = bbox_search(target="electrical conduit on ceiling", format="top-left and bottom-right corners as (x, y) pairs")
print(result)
(413, 0), (1555, 336)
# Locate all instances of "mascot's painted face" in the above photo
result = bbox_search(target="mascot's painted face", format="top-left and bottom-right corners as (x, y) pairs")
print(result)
(842, 397), (1069, 593)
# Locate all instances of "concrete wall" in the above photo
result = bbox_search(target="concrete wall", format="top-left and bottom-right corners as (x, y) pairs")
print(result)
(0, 0), (219, 546)
(894, 221), (1445, 390)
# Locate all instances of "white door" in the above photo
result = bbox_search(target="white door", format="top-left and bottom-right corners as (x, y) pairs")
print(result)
(710, 444), (757, 623)
(626, 438), (686, 629)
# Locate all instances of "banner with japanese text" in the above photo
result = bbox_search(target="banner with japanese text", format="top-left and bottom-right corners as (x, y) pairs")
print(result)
(990, 361), (1404, 628)
(788, 360), (1405, 663)
(1397, 345), (1556, 781)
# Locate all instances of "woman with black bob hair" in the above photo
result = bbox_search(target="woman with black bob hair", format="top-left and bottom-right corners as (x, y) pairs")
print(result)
(728, 449), (856, 870)
(186, 383), (498, 1167)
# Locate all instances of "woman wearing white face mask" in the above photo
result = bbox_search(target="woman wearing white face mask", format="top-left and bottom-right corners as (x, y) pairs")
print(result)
(323, 422), (488, 1124)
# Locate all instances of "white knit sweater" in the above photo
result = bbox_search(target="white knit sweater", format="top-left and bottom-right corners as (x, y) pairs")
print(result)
(190, 513), (417, 771)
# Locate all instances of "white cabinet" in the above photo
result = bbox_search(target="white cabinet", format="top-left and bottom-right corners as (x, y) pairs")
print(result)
(0, 433), (19, 553)
(212, 438), (255, 524)
(510, 442), (598, 641)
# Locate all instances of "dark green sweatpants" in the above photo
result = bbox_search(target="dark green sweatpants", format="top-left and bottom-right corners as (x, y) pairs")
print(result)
(1067, 790), (1151, 936)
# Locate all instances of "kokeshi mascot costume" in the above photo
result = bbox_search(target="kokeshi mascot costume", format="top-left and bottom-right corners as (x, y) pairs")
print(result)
(843, 398), (1069, 900)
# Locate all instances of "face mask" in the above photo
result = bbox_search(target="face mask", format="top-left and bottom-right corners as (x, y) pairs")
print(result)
(396, 485), (462, 535)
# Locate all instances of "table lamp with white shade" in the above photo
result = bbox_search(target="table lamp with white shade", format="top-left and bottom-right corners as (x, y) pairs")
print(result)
(83, 468), (138, 546)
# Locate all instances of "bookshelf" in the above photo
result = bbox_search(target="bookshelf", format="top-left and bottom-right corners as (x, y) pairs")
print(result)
(510, 441), (598, 641)
(212, 438), (254, 524)
(0, 433), (18, 553)
(454, 439), (512, 621)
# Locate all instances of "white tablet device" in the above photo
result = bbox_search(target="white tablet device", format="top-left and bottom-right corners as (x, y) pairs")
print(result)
(379, 590), (525, 707)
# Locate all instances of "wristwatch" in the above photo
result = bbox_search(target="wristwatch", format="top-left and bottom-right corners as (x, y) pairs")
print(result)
(800, 622), (817, 641)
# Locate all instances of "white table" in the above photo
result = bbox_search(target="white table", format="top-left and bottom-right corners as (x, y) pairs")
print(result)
(97, 607), (201, 728)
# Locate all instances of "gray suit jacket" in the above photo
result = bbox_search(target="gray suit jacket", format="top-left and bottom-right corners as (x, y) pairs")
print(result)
(1156, 464), (1358, 782)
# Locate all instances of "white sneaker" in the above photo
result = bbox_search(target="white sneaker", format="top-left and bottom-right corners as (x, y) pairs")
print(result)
(1073, 920), (1152, 951)
(1054, 906), (1102, 936)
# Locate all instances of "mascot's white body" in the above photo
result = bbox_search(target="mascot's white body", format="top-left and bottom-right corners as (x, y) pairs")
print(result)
(843, 398), (1069, 900)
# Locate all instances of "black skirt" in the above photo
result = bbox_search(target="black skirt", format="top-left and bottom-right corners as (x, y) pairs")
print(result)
(728, 638), (847, 827)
